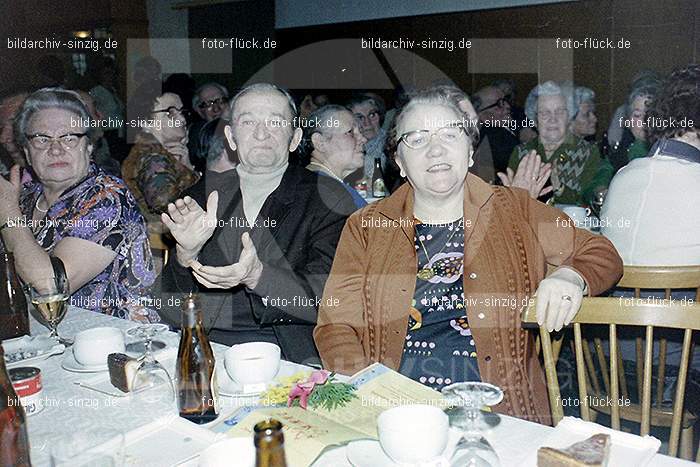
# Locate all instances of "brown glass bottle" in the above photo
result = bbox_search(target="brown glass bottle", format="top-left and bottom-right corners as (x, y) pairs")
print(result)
(0, 253), (29, 340)
(0, 346), (31, 467)
(176, 294), (217, 424)
(254, 419), (288, 467)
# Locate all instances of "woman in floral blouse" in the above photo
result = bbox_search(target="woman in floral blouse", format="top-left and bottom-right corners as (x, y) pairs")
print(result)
(122, 91), (199, 234)
(0, 88), (158, 322)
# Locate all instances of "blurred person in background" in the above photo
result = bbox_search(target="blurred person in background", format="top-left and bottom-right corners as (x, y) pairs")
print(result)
(570, 86), (598, 142)
(192, 117), (238, 174)
(472, 85), (519, 177)
(606, 70), (660, 149)
(0, 93), (28, 174)
(122, 90), (199, 235)
(346, 93), (387, 184)
(126, 56), (162, 146)
(89, 57), (125, 160)
(508, 81), (613, 206)
(188, 82), (229, 172)
(298, 92), (330, 122)
(0, 88), (157, 322)
(608, 84), (659, 172)
(305, 105), (367, 208)
(76, 91), (121, 177)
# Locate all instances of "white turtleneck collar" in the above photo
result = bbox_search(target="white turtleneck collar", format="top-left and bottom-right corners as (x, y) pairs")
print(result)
(236, 162), (289, 227)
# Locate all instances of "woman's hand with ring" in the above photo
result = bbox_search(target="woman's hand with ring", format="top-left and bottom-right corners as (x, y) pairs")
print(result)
(534, 267), (586, 332)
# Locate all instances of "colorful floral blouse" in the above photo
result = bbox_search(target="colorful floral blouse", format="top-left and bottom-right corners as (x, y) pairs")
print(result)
(14, 163), (159, 323)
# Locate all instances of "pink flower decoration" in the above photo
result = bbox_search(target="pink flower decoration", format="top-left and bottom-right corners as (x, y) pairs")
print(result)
(287, 370), (332, 409)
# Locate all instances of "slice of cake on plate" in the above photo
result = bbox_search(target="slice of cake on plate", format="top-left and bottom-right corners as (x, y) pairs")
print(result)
(537, 433), (610, 467)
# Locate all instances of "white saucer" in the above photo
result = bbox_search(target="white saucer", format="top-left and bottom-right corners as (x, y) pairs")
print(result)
(346, 439), (451, 467)
(61, 349), (108, 373)
(216, 361), (279, 397)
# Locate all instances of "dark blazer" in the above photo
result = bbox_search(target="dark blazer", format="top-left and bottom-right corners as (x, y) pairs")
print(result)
(159, 165), (357, 365)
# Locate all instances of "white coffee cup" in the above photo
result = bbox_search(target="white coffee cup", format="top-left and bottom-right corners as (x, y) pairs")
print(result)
(73, 327), (126, 367)
(199, 437), (254, 467)
(377, 404), (449, 464)
(224, 342), (281, 385)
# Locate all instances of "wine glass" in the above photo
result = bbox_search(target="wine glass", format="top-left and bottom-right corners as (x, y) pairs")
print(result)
(28, 276), (71, 345)
(126, 324), (175, 404)
(50, 429), (124, 466)
(441, 382), (504, 467)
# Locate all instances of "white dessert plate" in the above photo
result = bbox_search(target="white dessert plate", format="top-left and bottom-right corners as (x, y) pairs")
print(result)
(61, 348), (108, 373)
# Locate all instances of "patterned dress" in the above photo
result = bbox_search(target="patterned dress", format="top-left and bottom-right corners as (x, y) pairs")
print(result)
(14, 163), (159, 322)
(399, 220), (480, 391)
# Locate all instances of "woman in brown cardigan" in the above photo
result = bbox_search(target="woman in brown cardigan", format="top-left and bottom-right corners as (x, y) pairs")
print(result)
(314, 89), (623, 425)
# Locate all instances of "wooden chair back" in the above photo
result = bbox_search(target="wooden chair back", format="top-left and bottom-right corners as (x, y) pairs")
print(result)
(522, 297), (700, 458)
(617, 266), (700, 415)
(148, 231), (173, 266)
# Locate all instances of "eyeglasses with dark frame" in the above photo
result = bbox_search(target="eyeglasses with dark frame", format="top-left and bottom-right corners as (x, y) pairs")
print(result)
(153, 106), (190, 119)
(397, 125), (466, 150)
(25, 132), (88, 150)
(197, 97), (228, 110)
(478, 97), (508, 113)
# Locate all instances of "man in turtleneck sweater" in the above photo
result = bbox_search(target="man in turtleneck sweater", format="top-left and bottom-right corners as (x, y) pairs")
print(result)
(159, 83), (356, 365)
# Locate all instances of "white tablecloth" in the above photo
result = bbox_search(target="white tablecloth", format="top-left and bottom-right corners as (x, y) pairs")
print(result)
(14, 307), (697, 467)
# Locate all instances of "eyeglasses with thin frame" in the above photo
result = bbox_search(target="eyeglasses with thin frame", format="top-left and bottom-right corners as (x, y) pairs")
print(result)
(198, 97), (228, 110)
(398, 125), (466, 150)
(25, 132), (88, 150)
(153, 106), (189, 119)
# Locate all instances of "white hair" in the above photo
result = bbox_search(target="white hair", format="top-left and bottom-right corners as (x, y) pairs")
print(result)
(524, 81), (576, 122)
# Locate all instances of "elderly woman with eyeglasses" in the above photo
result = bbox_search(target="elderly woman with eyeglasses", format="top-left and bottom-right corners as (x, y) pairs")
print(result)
(314, 88), (623, 424)
(0, 88), (158, 322)
(507, 81), (614, 206)
(122, 91), (200, 234)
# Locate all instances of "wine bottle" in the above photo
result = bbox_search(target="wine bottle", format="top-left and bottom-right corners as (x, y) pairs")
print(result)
(371, 157), (387, 198)
(0, 346), (31, 467)
(176, 294), (217, 424)
(254, 419), (288, 467)
(0, 252), (29, 340)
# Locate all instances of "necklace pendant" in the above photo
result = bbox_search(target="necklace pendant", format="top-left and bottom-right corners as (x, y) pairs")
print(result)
(417, 267), (435, 280)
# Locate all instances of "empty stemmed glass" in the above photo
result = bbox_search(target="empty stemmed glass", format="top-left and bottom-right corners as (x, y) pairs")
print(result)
(126, 324), (175, 404)
(28, 276), (71, 345)
(441, 381), (504, 467)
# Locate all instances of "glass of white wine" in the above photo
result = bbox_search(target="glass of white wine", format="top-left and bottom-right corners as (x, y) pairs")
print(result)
(28, 276), (70, 345)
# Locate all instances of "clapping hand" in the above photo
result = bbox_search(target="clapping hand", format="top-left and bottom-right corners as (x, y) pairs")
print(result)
(161, 191), (219, 266)
(497, 150), (554, 199)
(191, 232), (263, 290)
(534, 268), (586, 332)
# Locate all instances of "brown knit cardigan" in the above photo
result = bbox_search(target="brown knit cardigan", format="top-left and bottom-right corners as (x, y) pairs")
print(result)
(314, 173), (623, 425)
